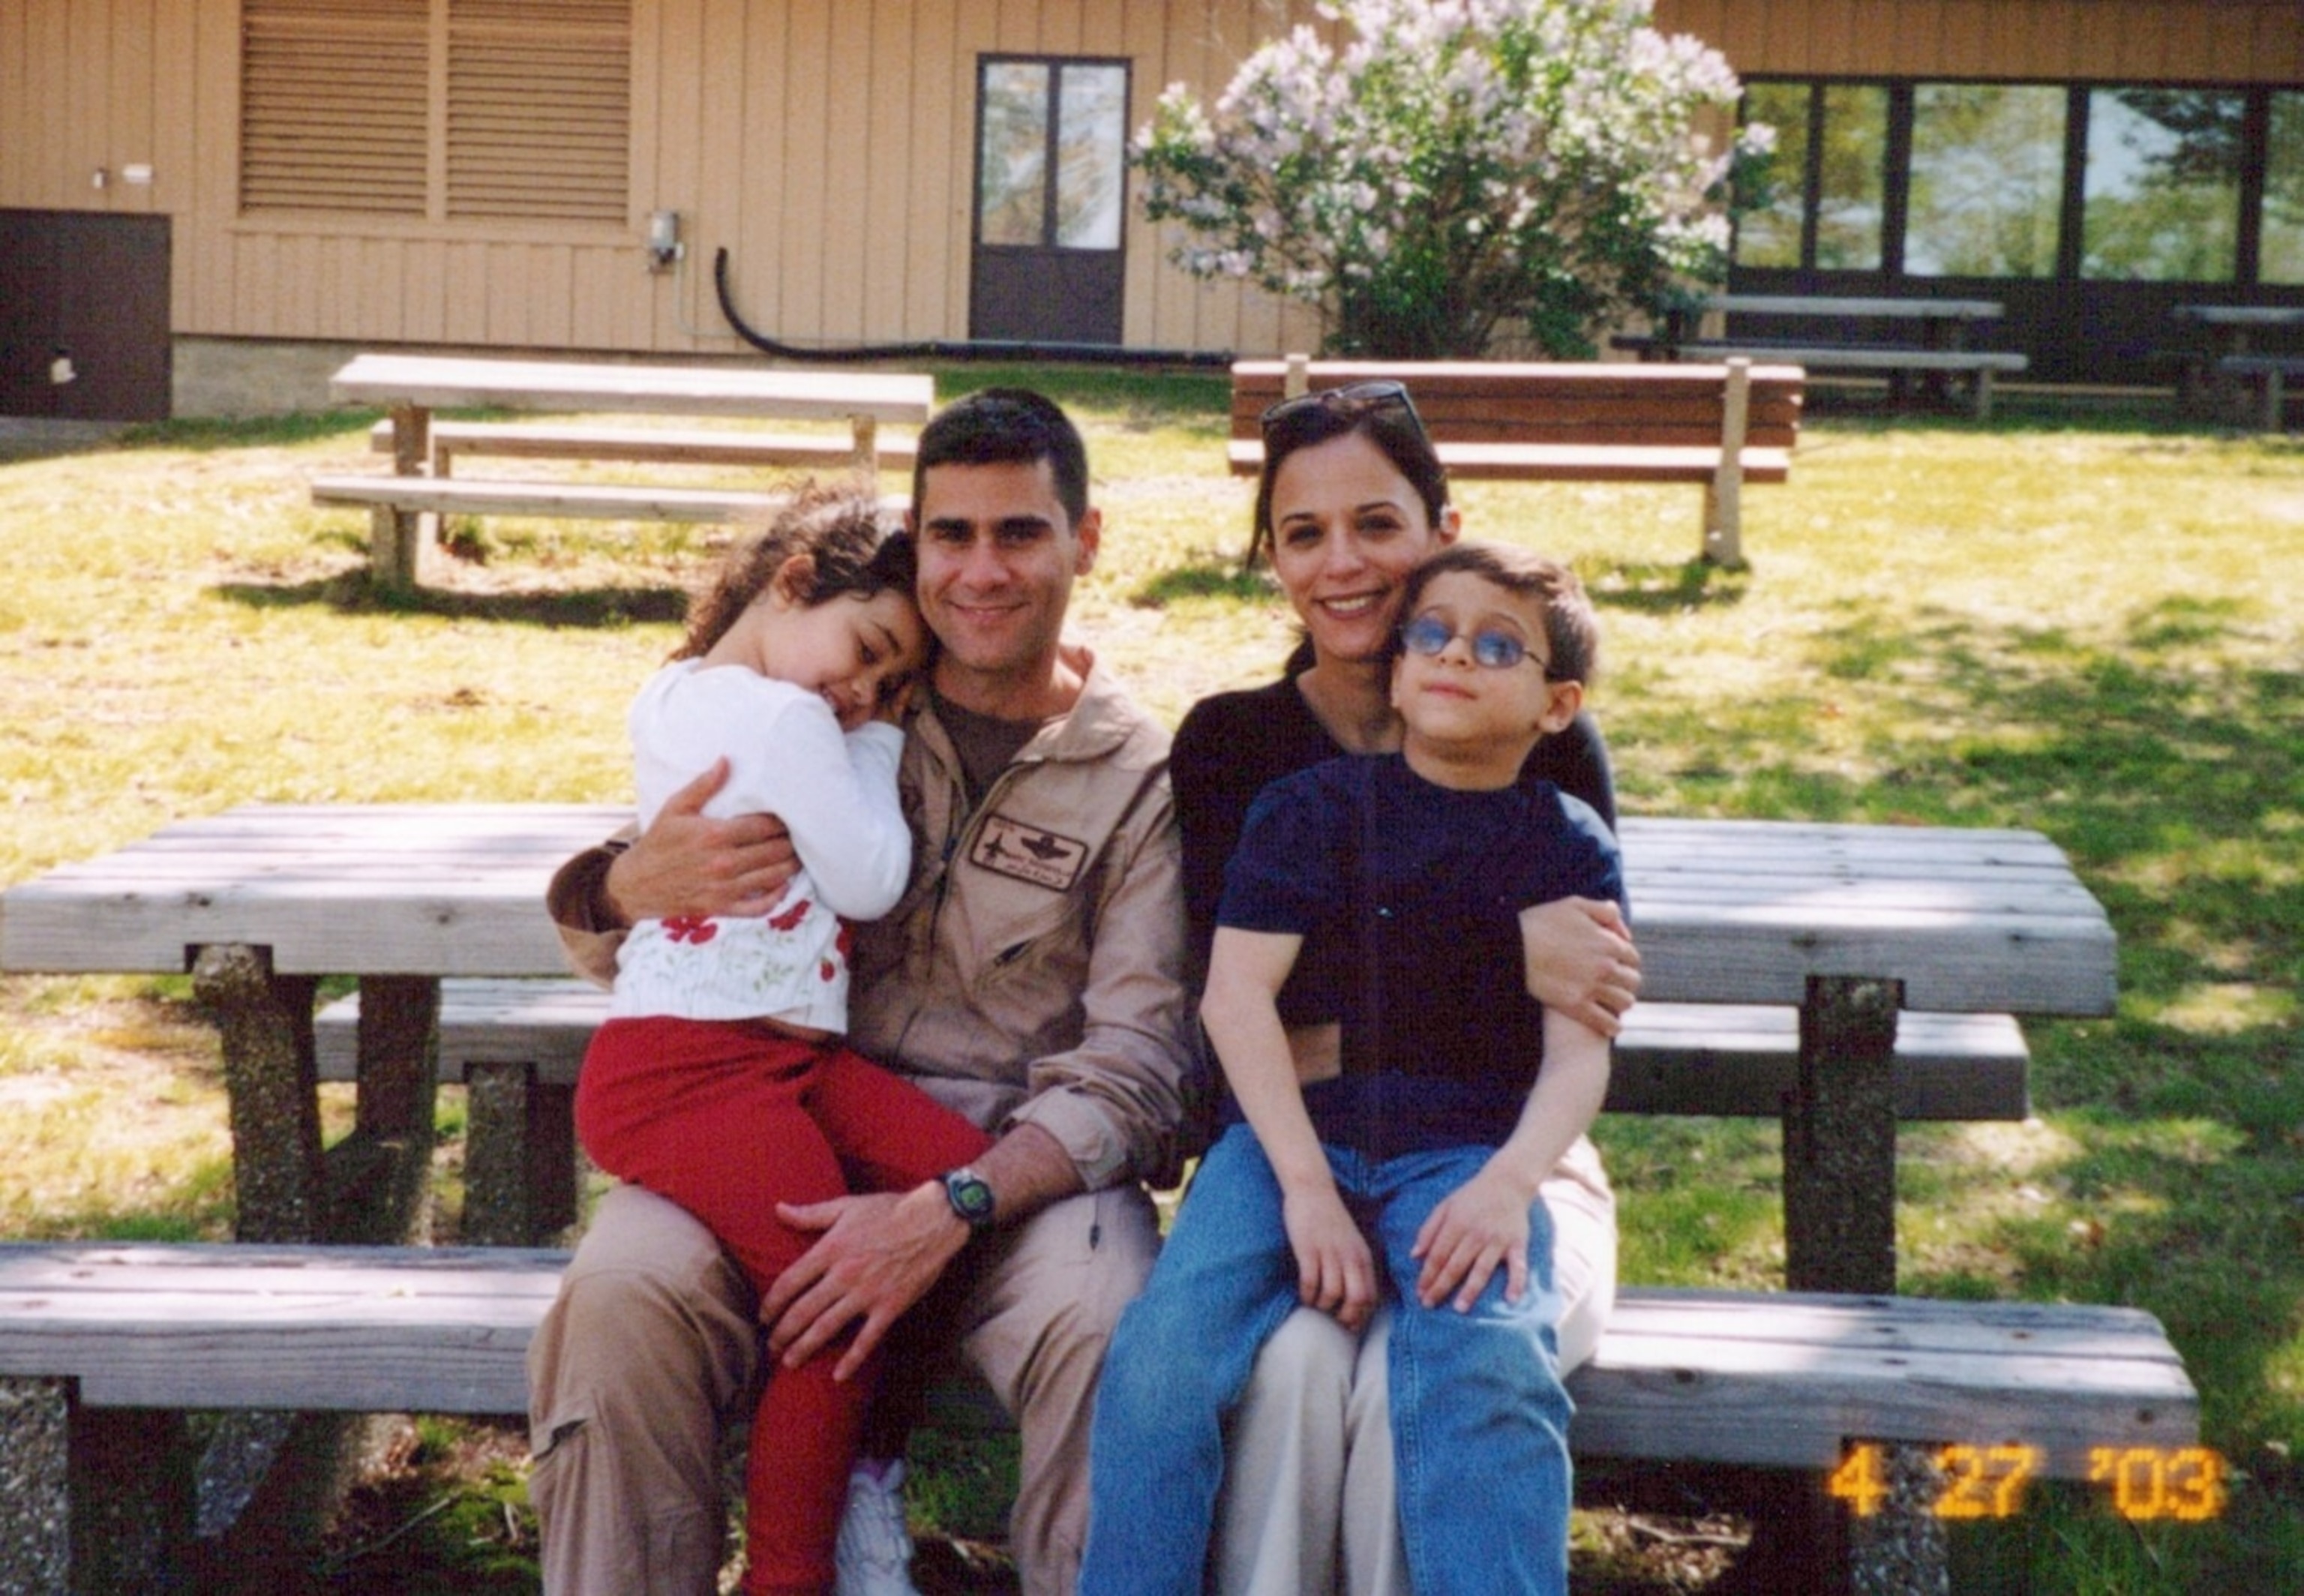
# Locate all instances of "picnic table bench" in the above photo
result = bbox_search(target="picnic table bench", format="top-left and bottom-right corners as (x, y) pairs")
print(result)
(307, 979), (2032, 1246)
(0, 1243), (2200, 1594)
(1228, 356), (1804, 566)
(311, 355), (935, 590)
(1612, 295), (2026, 419)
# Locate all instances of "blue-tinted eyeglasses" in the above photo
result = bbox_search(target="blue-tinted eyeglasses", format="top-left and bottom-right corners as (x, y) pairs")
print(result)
(1399, 613), (1553, 675)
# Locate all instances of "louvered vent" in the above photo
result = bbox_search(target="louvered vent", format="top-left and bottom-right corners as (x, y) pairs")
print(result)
(242, 0), (428, 214)
(448, 0), (631, 222)
(242, 0), (630, 224)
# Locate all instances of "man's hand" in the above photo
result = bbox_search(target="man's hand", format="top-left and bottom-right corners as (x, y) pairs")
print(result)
(604, 759), (800, 926)
(1520, 896), (1641, 1038)
(759, 1184), (970, 1382)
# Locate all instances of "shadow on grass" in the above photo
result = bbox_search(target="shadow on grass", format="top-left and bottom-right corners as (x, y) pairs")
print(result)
(213, 567), (692, 628)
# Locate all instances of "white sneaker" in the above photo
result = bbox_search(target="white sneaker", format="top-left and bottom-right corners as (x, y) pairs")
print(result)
(835, 1460), (922, 1596)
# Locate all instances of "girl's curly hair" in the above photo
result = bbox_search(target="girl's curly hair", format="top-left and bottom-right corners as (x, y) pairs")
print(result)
(674, 478), (920, 662)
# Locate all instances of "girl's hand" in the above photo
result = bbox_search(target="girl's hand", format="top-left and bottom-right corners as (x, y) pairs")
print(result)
(1412, 1166), (1534, 1311)
(1282, 1184), (1378, 1331)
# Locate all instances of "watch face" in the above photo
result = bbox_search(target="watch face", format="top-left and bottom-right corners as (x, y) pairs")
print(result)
(945, 1170), (995, 1226)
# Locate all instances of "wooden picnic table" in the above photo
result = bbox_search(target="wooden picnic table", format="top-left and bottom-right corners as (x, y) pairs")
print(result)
(2168, 304), (2304, 425)
(326, 354), (936, 588)
(1619, 294), (2020, 416)
(1, 803), (2115, 1292)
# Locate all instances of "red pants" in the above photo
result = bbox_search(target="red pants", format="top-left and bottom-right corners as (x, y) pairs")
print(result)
(575, 1015), (994, 1596)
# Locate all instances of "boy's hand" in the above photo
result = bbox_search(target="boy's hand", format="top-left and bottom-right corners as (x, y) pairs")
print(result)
(1412, 1166), (1534, 1311)
(1282, 1184), (1378, 1331)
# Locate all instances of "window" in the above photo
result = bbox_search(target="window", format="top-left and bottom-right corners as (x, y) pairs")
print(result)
(1816, 85), (1890, 272)
(2081, 89), (2244, 280)
(241, 0), (631, 224)
(1735, 82), (1809, 268)
(2267, 93), (2304, 286)
(976, 58), (1128, 251)
(1906, 84), (2066, 278)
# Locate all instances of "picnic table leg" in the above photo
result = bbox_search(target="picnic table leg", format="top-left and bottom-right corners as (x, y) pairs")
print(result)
(371, 400), (434, 590)
(1778, 976), (1949, 1596)
(192, 944), (326, 1244)
(463, 1060), (578, 1245)
(333, 975), (441, 1246)
(187, 952), (435, 1579)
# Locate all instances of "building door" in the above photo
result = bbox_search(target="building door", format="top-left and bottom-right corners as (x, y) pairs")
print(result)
(970, 58), (1129, 347)
(0, 211), (172, 422)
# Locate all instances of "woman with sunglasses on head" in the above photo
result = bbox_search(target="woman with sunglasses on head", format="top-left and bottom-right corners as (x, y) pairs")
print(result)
(1126, 383), (1638, 1596)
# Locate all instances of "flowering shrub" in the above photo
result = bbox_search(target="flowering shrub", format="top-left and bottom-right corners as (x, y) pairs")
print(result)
(1132, 0), (1772, 358)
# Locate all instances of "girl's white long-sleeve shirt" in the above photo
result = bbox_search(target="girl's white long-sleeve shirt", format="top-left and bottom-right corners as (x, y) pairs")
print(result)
(609, 659), (910, 1030)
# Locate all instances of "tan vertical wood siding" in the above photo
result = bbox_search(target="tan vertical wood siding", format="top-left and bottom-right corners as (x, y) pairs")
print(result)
(1, 0), (2297, 360)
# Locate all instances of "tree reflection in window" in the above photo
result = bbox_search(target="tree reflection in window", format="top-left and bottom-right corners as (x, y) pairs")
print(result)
(2083, 88), (2242, 281)
(978, 59), (1127, 254)
(1907, 84), (2065, 277)
(2262, 92), (2304, 286)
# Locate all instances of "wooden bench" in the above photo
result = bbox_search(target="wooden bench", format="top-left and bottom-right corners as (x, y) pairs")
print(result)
(1228, 356), (1805, 566)
(0, 1242), (2199, 1595)
(311, 978), (2030, 1246)
(2216, 353), (2304, 432)
(309, 472), (788, 528)
(367, 416), (920, 476)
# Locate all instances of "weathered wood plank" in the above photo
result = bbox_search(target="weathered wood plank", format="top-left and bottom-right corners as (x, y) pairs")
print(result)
(328, 355), (934, 424)
(370, 418), (921, 471)
(2, 806), (2117, 1014)
(312, 474), (784, 524)
(0, 1248), (2194, 1480)
(308, 980), (2030, 1120)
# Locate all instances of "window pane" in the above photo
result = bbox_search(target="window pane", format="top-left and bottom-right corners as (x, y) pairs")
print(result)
(2257, 92), (2303, 285)
(1906, 84), (2065, 277)
(1054, 65), (1126, 250)
(979, 62), (1050, 248)
(1816, 83), (1888, 271)
(2082, 88), (2242, 281)
(1735, 82), (1809, 268)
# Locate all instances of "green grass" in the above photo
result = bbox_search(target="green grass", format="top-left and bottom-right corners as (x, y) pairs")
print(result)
(2, 376), (2299, 1589)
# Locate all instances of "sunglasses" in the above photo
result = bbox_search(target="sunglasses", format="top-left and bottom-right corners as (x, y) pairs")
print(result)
(1398, 613), (1556, 676)
(1258, 380), (1432, 445)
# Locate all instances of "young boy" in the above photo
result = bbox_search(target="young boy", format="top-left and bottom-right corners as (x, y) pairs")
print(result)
(1080, 542), (1621, 1596)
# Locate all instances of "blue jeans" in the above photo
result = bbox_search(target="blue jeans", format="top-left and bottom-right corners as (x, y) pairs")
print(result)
(1080, 1123), (1571, 1596)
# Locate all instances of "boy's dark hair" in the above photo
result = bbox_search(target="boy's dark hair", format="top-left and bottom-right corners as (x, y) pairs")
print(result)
(674, 478), (918, 662)
(1249, 386), (1451, 570)
(1390, 542), (1599, 686)
(910, 387), (1090, 526)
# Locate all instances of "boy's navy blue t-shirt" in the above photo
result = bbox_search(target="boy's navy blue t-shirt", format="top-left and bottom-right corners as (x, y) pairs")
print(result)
(1216, 752), (1624, 1156)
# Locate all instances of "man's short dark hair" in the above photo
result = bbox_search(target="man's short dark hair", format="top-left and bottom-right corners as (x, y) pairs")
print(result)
(911, 387), (1090, 526)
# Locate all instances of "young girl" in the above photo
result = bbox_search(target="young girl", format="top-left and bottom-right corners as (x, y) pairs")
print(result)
(573, 480), (994, 1596)
(1081, 542), (1622, 1596)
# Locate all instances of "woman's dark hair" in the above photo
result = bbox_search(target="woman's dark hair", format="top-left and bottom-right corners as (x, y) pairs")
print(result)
(674, 478), (919, 662)
(1389, 540), (1599, 687)
(1248, 384), (1451, 569)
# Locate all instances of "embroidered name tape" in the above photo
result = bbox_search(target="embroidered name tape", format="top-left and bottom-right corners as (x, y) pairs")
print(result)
(968, 814), (1089, 892)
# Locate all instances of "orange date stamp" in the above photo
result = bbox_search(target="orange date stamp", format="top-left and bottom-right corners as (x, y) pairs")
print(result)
(1827, 1443), (2228, 1521)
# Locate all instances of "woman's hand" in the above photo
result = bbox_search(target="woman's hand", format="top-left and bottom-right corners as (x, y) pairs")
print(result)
(602, 759), (800, 926)
(1412, 1164), (1536, 1311)
(1282, 1181), (1378, 1332)
(1520, 896), (1641, 1038)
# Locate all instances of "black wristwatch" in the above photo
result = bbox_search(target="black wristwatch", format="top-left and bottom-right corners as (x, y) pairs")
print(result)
(940, 1167), (997, 1231)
